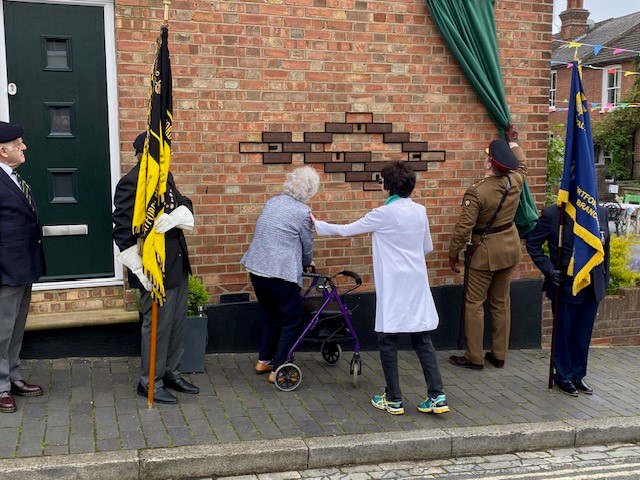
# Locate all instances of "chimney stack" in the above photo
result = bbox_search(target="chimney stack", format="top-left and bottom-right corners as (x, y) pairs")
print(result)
(559, 0), (590, 40)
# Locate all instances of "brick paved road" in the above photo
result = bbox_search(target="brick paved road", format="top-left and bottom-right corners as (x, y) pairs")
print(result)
(1, 347), (639, 459)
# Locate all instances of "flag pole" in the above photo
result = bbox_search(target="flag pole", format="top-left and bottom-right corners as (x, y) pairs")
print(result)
(548, 204), (566, 392)
(147, 0), (171, 409)
(164, 0), (170, 24)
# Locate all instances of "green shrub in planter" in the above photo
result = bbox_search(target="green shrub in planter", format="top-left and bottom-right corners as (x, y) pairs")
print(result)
(187, 276), (210, 317)
(183, 276), (210, 373)
(608, 235), (640, 294)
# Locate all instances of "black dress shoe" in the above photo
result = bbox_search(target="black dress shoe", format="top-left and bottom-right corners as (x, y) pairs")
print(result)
(555, 380), (579, 397)
(0, 391), (17, 413)
(11, 380), (43, 397)
(572, 378), (593, 395)
(137, 383), (178, 404)
(163, 377), (200, 394)
(484, 352), (505, 368)
(449, 355), (483, 370)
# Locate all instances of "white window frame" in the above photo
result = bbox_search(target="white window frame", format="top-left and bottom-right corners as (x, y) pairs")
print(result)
(549, 70), (557, 108)
(602, 65), (622, 110)
(596, 146), (611, 166)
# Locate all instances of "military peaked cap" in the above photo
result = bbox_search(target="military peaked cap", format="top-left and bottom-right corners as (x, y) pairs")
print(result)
(485, 139), (518, 172)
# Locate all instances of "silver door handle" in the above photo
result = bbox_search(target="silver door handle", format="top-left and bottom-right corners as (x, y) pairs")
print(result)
(42, 224), (88, 236)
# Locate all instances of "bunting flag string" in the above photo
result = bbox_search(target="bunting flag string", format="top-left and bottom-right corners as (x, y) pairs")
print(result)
(550, 60), (640, 77)
(549, 101), (640, 113)
(553, 38), (640, 58)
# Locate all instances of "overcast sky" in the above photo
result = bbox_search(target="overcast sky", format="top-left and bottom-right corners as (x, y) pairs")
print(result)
(553, 0), (640, 33)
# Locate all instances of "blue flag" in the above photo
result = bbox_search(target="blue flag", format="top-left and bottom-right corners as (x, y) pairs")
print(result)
(557, 61), (604, 296)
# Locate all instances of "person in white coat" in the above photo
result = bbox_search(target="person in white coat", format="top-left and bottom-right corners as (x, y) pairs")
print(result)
(311, 161), (449, 415)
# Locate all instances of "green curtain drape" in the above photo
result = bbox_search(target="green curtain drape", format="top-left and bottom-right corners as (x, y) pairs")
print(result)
(426, 0), (539, 236)
(425, 0), (509, 130)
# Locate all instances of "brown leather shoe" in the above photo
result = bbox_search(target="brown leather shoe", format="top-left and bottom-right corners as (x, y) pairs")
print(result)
(255, 362), (273, 374)
(484, 352), (505, 368)
(0, 391), (17, 413)
(449, 355), (483, 370)
(11, 380), (43, 397)
(268, 371), (275, 384)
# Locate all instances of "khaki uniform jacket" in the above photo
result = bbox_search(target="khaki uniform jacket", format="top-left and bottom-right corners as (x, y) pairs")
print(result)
(449, 145), (527, 271)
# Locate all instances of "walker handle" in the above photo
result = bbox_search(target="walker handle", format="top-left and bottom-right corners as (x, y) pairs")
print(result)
(334, 270), (362, 295)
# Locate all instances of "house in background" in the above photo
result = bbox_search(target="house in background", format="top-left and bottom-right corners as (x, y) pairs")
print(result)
(550, 0), (640, 200)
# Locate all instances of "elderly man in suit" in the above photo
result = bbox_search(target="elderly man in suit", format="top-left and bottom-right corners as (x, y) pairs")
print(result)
(448, 125), (527, 370)
(0, 121), (46, 413)
(526, 205), (610, 396)
(113, 132), (199, 405)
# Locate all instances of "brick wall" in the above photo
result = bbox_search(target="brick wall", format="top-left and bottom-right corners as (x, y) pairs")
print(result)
(30, 287), (127, 314)
(541, 287), (640, 346)
(115, 0), (552, 302)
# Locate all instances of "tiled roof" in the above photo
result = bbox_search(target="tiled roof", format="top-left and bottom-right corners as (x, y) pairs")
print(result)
(552, 11), (640, 67)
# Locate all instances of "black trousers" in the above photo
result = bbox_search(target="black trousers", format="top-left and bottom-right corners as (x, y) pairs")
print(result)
(552, 293), (598, 383)
(250, 274), (303, 369)
(378, 331), (444, 402)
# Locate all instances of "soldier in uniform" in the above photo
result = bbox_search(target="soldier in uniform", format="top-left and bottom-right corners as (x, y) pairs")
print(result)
(448, 125), (526, 370)
(113, 132), (199, 404)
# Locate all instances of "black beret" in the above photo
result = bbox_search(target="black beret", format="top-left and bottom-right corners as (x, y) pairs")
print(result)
(133, 132), (146, 154)
(0, 121), (25, 143)
(485, 139), (518, 172)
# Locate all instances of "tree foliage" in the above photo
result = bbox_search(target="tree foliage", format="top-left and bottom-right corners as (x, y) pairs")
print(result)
(592, 61), (640, 180)
(546, 124), (565, 206)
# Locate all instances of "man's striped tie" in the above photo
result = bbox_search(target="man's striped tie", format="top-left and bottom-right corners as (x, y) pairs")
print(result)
(13, 169), (35, 211)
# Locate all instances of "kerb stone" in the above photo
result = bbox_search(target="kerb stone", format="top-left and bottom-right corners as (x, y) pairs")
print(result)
(0, 451), (139, 480)
(139, 438), (308, 480)
(570, 417), (640, 447)
(305, 430), (451, 469)
(447, 421), (574, 457)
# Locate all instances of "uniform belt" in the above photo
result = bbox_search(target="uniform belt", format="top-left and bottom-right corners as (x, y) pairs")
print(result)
(473, 221), (513, 236)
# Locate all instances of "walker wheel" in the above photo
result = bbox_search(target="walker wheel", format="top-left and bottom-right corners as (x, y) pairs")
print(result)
(350, 358), (361, 387)
(274, 363), (302, 392)
(321, 341), (342, 365)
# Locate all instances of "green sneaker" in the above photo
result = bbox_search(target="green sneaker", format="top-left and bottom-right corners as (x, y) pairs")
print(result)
(418, 394), (450, 414)
(371, 392), (404, 415)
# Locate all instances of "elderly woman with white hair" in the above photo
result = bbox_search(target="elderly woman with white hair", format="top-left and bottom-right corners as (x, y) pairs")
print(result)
(241, 166), (320, 383)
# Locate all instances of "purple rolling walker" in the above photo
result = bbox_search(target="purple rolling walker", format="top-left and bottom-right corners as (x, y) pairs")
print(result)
(273, 267), (363, 392)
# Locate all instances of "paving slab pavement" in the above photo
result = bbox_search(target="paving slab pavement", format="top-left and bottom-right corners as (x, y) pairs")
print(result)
(0, 347), (639, 479)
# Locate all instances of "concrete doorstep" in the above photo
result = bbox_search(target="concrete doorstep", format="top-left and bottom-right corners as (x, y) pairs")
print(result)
(2, 417), (640, 480)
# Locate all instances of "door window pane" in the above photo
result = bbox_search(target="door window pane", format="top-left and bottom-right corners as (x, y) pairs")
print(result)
(45, 103), (75, 138)
(49, 169), (78, 203)
(42, 36), (72, 71)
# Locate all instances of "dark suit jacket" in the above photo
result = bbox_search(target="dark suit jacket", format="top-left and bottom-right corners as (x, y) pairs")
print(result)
(0, 168), (45, 286)
(526, 205), (610, 304)
(112, 164), (192, 290)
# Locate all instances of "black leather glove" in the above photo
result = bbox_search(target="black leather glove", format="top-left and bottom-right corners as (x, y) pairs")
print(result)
(548, 268), (564, 286)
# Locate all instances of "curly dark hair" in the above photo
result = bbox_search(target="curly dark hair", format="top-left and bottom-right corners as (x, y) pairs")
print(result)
(381, 161), (416, 197)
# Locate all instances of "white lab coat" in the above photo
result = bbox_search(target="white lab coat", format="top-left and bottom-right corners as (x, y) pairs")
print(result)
(314, 198), (439, 333)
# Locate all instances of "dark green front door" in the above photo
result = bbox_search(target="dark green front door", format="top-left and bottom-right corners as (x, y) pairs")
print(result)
(4, 1), (114, 281)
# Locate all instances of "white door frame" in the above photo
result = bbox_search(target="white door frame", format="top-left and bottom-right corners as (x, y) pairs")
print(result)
(0, 0), (123, 290)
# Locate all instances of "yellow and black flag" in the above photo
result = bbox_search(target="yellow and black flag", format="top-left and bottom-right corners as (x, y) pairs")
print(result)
(132, 25), (173, 306)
